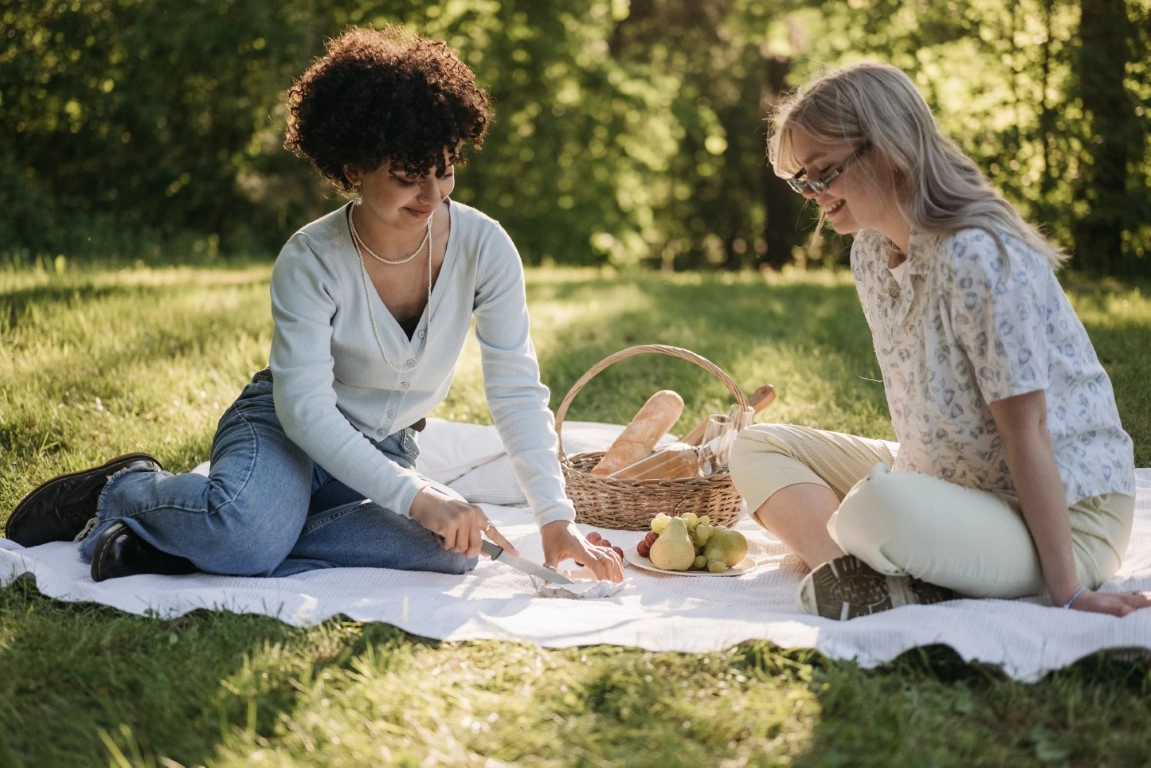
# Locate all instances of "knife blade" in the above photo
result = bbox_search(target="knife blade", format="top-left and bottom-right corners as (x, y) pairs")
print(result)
(481, 540), (574, 584)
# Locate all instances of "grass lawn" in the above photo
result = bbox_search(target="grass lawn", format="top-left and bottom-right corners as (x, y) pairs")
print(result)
(2, 261), (1150, 767)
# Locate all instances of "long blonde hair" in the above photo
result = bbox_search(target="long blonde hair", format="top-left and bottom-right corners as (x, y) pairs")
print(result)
(768, 62), (1065, 268)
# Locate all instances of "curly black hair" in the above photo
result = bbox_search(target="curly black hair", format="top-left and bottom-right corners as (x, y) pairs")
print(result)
(284, 25), (490, 193)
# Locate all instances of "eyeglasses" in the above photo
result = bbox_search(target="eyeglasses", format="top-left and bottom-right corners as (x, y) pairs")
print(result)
(785, 142), (870, 195)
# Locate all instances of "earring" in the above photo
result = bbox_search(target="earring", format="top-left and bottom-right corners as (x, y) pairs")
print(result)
(344, 167), (361, 203)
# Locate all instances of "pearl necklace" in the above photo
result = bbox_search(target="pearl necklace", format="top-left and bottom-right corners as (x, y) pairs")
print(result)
(349, 202), (431, 265)
(349, 205), (433, 374)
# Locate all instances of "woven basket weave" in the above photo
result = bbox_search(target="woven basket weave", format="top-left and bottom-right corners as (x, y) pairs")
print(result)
(555, 344), (751, 531)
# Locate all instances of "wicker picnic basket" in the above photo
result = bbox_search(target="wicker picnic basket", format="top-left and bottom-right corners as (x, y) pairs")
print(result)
(555, 344), (752, 531)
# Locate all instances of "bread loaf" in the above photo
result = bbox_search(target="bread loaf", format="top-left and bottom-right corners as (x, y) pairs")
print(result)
(611, 444), (699, 481)
(591, 390), (684, 475)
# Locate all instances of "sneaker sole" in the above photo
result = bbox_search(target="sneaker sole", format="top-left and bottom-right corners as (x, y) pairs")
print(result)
(800, 554), (954, 620)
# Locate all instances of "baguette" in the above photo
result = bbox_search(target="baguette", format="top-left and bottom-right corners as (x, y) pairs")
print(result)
(611, 444), (699, 481)
(591, 390), (685, 475)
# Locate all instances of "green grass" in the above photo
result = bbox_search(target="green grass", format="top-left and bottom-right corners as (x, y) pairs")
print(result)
(2, 262), (1150, 767)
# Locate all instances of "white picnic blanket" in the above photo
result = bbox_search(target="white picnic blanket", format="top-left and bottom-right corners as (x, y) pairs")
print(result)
(2, 420), (1149, 683)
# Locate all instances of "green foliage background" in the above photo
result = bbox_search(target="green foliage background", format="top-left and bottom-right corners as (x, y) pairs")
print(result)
(2, 0), (1148, 275)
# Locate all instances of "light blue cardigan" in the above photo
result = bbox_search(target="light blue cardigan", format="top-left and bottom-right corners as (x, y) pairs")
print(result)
(270, 200), (576, 527)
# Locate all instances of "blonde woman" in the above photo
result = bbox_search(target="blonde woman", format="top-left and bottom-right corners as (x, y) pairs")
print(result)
(730, 62), (1146, 619)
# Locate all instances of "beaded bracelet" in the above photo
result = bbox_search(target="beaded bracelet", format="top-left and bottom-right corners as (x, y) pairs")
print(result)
(1062, 585), (1088, 609)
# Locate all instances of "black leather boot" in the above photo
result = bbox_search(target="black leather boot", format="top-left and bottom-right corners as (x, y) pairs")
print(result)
(5, 453), (164, 547)
(90, 522), (197, 581)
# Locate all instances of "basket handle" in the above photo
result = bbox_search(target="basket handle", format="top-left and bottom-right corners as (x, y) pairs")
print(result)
(554, 344), (751, 460)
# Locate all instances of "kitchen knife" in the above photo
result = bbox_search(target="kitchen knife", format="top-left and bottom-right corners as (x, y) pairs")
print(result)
(481, 539), (574, 584)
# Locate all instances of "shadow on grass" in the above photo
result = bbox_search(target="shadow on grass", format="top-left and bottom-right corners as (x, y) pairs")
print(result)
(724, 640), (1151, 766)
(0, 578), (440, 766)
(1, 283), (126, 329)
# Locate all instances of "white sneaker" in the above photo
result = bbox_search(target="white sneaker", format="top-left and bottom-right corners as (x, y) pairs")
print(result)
(797, 554), (954, 620)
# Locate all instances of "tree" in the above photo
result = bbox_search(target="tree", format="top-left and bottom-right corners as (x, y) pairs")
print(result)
(1074, 0), (1147, 276)
(0, 1), (318, 257)
(607, 0), (805, 270)
(1, 0), (1147, 273)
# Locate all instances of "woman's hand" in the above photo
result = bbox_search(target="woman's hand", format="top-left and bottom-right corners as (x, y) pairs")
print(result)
(1065, 588), (1151, 617)
(408, 486), (517, 558)
(540, 520), (625, 582)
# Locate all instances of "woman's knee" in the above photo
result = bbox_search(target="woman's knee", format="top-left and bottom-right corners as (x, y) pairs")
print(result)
(198, 499), (306, 575)
(730, 425), (828, 509)
(834, 466), (1053, 595)
(831, 465), (947, 572)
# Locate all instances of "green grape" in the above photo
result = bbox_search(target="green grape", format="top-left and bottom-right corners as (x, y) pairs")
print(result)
(693, 555), (708, 570)
(706, 560), (728, 574)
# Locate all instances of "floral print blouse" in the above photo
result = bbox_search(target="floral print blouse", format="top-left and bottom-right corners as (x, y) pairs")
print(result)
(851, 226), (1134, 505)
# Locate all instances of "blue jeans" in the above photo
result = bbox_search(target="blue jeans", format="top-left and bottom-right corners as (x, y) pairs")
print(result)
(77, 370), (475, 577)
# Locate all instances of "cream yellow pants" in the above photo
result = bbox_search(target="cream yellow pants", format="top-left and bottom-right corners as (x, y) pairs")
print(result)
(729, 424), (1134, 598)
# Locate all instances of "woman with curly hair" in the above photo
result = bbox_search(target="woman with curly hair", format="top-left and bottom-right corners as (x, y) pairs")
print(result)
(6, 26), (624, 583)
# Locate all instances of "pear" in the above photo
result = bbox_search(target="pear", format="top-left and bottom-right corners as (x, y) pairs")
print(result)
(702, 527), (748, 567)
(648, 517), (696, 571)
